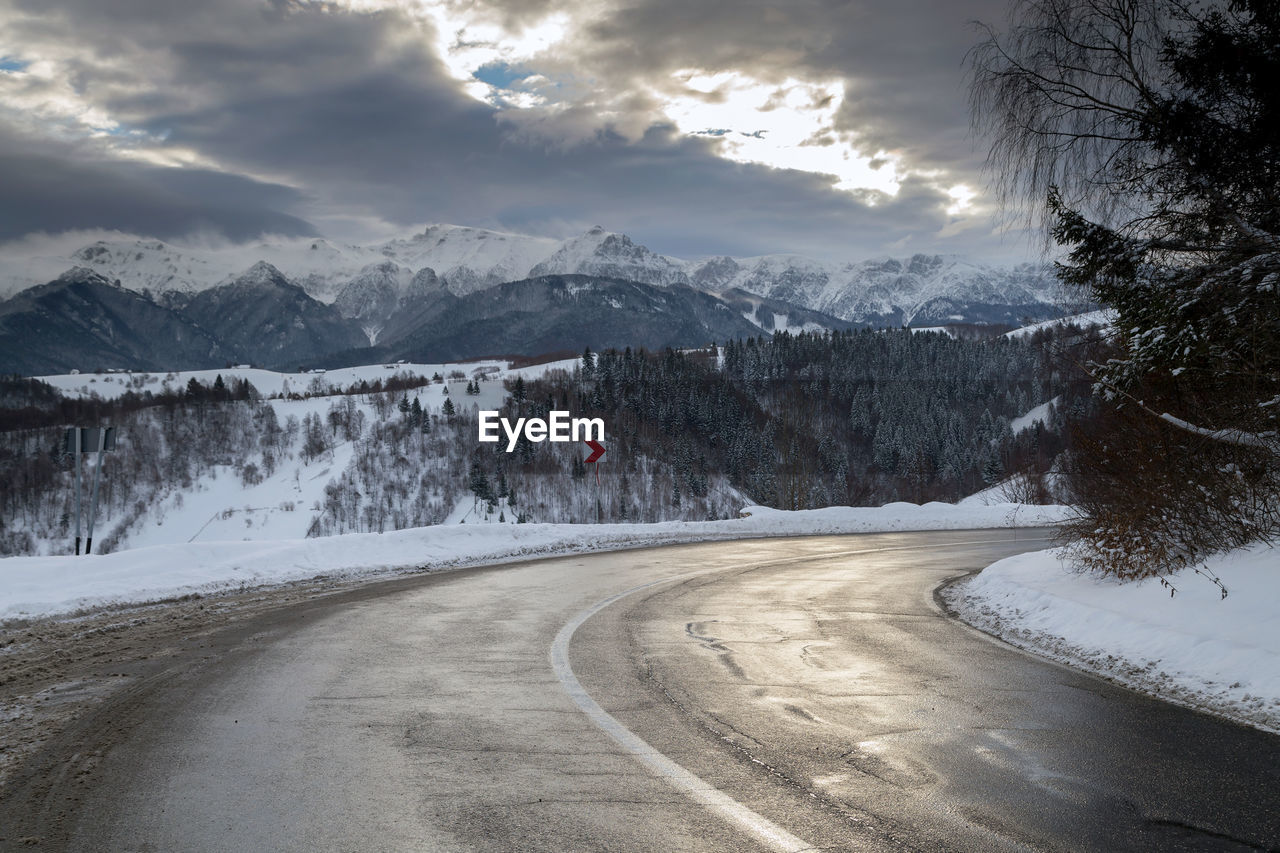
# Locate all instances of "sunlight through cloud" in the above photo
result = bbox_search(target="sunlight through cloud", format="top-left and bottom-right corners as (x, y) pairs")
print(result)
(946, 184), (976, 215)
(660, 70), (903, 196)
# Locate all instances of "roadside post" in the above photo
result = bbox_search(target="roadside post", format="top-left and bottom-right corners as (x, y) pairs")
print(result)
(65, 428), (82, 554)
(64, 427), (117, 555)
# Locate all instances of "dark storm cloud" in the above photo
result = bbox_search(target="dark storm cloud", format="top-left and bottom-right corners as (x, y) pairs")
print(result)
(0, 0), (1022, 259)
(128, 67), (957, 257)
(572, 0), (1009, 172)
(0, 129), (316, 241)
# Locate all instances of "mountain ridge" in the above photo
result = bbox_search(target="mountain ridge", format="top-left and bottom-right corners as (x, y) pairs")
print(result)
(0, 224), (1073, 331)
(0, 264), (858, 374)
(0, 225), (1086, 374)
(0, 268), (228, 375)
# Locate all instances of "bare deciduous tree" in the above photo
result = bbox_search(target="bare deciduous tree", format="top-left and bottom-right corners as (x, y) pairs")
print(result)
(971, 0), (1280, 581)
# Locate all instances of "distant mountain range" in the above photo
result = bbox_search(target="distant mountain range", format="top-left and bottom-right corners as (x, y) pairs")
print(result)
(0, 225), (1081, 375)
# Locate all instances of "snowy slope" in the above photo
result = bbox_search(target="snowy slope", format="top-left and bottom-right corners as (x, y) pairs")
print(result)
(35, 361), (511, 400)
(118, 381), (499, 548)
(25, 360), (563, 555)
(946, 543), (1280, 734)
(124, 396), (363, 548)
(705, 254), (1067, 325)
(379, 224), (558, 296)
(1010, 397), (1058, 433)
(1004, 309), (1114, 338)
(528, 226), (689, 287)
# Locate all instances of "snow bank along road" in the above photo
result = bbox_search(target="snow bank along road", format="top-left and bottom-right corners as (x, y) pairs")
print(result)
(4, 531), (1278, 851)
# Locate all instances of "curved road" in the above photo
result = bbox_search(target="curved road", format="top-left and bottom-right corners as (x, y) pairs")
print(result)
(13, 530), (1280, 851)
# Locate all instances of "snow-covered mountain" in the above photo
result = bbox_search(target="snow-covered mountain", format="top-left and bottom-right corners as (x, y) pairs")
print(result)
(0, 262), (374, 374)
(0, 225), (1082, 374)
(370, 274), (769, 364)
(528, 225), (690, 287)
(182, 262), (368, 365)
(2, 225), (559, 304)
(331, 261), (416, 343)
(0, 268), (228, 374)
(376, 224), (558, 296)
(0, 224), (1069, 326)
(691, 253), (1067, 326)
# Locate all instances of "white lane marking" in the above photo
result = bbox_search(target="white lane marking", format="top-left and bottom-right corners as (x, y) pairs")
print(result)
(550, 535), (1052, 852)
(551, 575), (816, 853)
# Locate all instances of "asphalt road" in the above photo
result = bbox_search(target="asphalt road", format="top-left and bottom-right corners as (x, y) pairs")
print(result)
(19, 530), (1280, 851)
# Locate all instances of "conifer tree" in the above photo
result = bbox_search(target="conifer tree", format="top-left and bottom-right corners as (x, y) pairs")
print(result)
(971, 0), (1280, 576)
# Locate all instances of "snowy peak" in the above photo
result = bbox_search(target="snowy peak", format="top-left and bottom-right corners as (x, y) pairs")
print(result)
(227, 260), (293, 289)
(66, 238), (235, 296)
(55, 266), (117, 287)
(830, 254), (1066, 325)
(184, 264), (366, 365)
(332, 260), (422, 344)
(717, 254), (833, 307)
(376, 224), (557, 295)
(687, 256), (742, 291)
(529, 228), (689, 287)
(407, 266), (441, 295)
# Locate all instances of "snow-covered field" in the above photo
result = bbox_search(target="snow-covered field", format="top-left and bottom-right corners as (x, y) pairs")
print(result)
(0, 502), (1067, 621)
(947, 544), (1280, 733)
(35, 358), (579, 401)
(1003, 308), (1114, 338)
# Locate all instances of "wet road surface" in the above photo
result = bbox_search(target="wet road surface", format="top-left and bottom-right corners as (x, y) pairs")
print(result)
(10, 530), (1280, 851)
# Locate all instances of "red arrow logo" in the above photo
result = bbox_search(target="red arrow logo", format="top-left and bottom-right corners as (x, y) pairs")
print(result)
(584, 439), (606, 464)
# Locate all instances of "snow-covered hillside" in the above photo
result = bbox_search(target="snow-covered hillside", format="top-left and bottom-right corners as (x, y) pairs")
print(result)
(16, 359), (590, 555)
(5, 325), (1075, 560)
(947, 543), (1280, 734)
(528, 226), (689, 287)
(1004, 308), (1114, 338)
(694, 253), (1069, 325)
(35, 360), (522, 400)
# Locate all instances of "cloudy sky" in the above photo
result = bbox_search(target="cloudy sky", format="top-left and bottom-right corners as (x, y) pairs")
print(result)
(0, 0), (1030, 262)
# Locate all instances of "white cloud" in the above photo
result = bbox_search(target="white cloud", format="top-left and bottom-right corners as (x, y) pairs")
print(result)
(657, 71), (903, 195)
(322, 2), (912, 197)
(946, 183), (976, 215)
(0, 0), (1037, 261)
